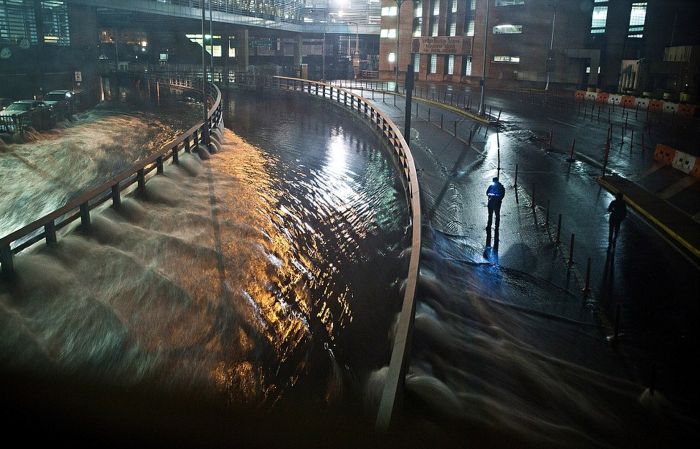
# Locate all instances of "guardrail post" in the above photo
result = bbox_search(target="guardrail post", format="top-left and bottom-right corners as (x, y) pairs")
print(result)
(582, 257), (591, 296)
(440, 114), (443, 129)
(137, 169), (146, 193)
(44, 220), (57, 246)
(80, 202), (91, 228)
(0, 244), (14, 278)
(156, 156), (164, 174)
(172, 146), (179, 164)
(111, 183), (121, 207)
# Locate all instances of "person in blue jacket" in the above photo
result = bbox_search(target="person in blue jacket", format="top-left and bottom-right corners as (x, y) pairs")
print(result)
(486, 177), (506, 233)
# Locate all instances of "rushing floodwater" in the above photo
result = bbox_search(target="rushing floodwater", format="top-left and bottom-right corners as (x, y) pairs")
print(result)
(0, 90), (409, 416)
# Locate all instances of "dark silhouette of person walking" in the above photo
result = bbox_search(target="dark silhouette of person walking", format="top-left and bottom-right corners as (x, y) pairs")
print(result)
(607, 192), (627, 248)
(486, 177), (505, 248)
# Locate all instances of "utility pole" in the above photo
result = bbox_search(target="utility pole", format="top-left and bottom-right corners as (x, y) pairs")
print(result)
(478, 0), (490, 116)
(545, 4), (556, 91)
(201, 0), (209, 149)
(394, 0), (404, 92)
(209, 0), (213, 79)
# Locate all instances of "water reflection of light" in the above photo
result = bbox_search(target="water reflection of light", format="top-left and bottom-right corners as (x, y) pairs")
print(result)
(322, 132), (358, 210)
(326, 132), (348, 175)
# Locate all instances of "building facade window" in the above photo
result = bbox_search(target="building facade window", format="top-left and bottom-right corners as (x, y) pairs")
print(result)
(388, 52), (396, 63)
(449, 19), (457, 36)
(494, 55), (520, 63)
(470, 0), (476, 10)
(466, 19), (475, 36)
(446, 54), (454, 75)
(41, 1), (70, 46)
(493, 24), (522, 34)
(381, 6), (397, 16)
(413, 17), (423, 37)
(450, 0), (457, 13)
(380, 28), (397, 38)
(591, 3), (608, 34)
(414, 53), (420, 72)
(464, 56), (472, 76)
(628, 2), (647, 38)
(429, 54), (437, 73)
(414, 1), (422, 17)
(431, 20), (438, 36)
(432, 0), (440, 15)
(495, 0), (525, 5)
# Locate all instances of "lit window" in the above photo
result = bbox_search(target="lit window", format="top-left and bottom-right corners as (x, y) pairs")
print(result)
(388, 29), (397, 38)
(413, 18), (423, 37)
(450, 0), (457, 13)
(388, 52), (396, 63)
(494, 55), (520, 63)
(414, 53), (420, 72)
(464, 57), (472, 76)
(591, 6), (608, 34)
(380, 29), (397, 38)
(381, 6), (397, 16)
(431, 21), (438, 36)
(628, 2), (646, 38)
(415, 2), (422, 17)
(495, 0), (525, 5)
(449, 20), (457, 36)
(447, 55), (454, 75)
(466, 20), (475, 36)
(433, 0), (439, 15)
(470, 0), (476, 10)
(493, 24), (523, 34)
(430, 54), (437, 73)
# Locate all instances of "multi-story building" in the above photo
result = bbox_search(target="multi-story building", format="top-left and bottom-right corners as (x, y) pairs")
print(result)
(378, 0), (700, 100)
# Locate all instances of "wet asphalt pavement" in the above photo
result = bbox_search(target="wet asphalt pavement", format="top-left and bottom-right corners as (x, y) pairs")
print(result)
(335, 80), (700, 413)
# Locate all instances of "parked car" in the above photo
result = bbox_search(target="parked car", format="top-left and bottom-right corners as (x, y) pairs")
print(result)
(42, 89), (74, 106)
(0, 99), (53, 131)
(0, 100), (48, 117)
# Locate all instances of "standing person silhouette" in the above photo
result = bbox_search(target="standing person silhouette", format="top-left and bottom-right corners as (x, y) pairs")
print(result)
(486, 177), (505, 247)
(607, 192), (627, 248)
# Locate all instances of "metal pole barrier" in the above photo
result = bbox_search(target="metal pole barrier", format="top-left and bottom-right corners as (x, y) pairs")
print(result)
(582, 257), (591, 295)
(567, 138), (576, 162)
(568, 233), (575, 266)
(514, 163), (518, 188)
(531, 184), (536, 209)
(556, 214), (562, 244)
(440, 114), (443, 129)
(545, 200), (550, 226)
(548, 129), (553, 151)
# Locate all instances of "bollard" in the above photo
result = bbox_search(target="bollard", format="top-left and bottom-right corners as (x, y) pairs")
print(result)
(545, 200), (550, 226)
(556, 214), (562, 244)
(630, 130), (634, 153)
(582, 257), (591, 295)
(454, 120), (457, 137)
(532, 185), (536, 209)
(440, 114), (443, 129)
(567, 138), (576, 162)
(568, 233), (575, 266)
(548, 129), (553, 151)
(514, 163), (518, 188)
(497, 109), (502, 123)
(428, 108), (431, 123)
(603, 138), (610, 174)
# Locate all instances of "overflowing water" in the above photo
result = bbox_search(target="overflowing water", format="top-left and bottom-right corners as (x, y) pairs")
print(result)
(0, 100), (201, 235)
(0, 90), (409, 417)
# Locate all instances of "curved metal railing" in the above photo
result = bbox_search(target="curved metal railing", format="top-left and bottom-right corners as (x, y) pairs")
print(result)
(270, 76), (422, 430)
(0, 75), (222, 276)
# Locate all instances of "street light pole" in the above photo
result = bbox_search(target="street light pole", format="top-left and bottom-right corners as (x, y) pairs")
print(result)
(201, 0), (209, 148)
(349, 21), (359, 79)
(394, 0), (404, 92)
(478, 0), (490, 116)
(545, 5), (556, 91)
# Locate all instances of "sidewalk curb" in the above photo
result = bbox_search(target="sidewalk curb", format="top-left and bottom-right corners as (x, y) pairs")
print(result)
(406, 95), (493, 125)
(597, 176), (700, 258)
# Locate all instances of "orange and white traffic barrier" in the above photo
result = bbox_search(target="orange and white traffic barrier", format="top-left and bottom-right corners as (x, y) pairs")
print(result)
(575, 90), (586, 101)
(596, 92), (610, 104)
(621, 95), (636, 108)
(653, 144), (677, 165)
(672, 151), (696, 174)
(649, 99), (664, 112)
(678, 104), (696, 118)
(608, 94), (622, 105)
(690, 159), (700, 178)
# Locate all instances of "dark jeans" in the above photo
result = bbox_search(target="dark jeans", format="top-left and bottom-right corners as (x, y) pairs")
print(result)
(487, 201), (502, 230)
(609, 219), (622, 244)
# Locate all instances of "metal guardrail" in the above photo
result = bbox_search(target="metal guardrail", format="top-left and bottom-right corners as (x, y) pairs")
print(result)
(268, 76), (422, 430)
(0, 74), (222, 277)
